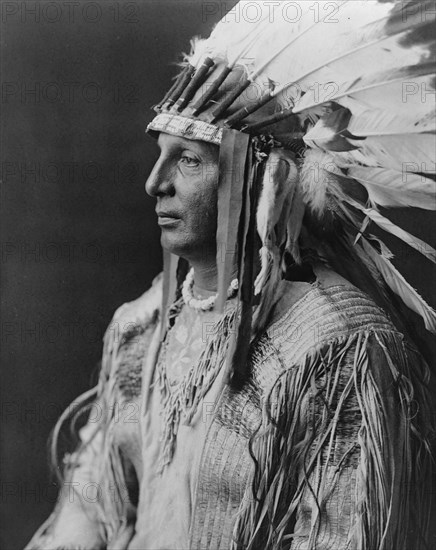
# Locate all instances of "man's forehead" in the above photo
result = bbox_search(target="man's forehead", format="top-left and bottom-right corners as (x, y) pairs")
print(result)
(157, 132), (218, 154)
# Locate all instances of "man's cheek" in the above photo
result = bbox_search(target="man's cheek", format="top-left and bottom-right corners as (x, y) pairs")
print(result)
(202, 163), (218, 188)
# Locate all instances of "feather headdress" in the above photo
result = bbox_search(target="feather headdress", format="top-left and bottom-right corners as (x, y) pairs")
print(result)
(147, 0), (436, 365)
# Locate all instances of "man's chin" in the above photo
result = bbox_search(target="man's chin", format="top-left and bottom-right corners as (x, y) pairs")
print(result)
(160, 233), (190, 258)
(160, 234), (214, 263)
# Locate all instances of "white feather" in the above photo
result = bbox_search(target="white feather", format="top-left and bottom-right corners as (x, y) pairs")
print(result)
(348, 167), (436, 210)
(186, 38), (210, 68)
(255, 150), (299, 294)
(300, 150), (343, 215)
(304, 108), (436, 172)
(294, 66), (435, 116)
(348, 109), (436, 137)
(349, 135), (435, 173)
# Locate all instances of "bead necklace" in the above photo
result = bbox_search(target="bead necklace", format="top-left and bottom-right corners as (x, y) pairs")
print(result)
(181, 267), (238, 311)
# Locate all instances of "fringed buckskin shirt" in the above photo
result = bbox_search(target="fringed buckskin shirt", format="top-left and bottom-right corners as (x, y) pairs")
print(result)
(26, 266), (434, 550)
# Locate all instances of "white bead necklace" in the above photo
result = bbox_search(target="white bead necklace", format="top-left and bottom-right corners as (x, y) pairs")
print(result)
(182, 268), (238, 311)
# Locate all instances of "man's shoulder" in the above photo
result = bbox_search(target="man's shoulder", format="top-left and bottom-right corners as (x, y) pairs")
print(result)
(112, 272), (162, 323)
(100, 273), (163, 400)
(266, 265), (396, 363)
(107, 272), (163, 341)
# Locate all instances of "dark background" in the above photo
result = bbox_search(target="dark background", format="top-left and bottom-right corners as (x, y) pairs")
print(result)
(0, 1), (434, 548)
(0, 1), (237, 547)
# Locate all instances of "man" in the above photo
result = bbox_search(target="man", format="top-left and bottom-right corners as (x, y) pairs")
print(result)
(26, 1), (435, 548)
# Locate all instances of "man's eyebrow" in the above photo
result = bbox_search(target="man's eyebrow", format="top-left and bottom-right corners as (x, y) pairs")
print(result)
(156, 135), (212, 158)
(165, 143), (203, 156)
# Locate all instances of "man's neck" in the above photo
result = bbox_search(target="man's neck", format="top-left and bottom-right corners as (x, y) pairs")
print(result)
(188, 258), (237, 293)
(189, 259), (219, 292)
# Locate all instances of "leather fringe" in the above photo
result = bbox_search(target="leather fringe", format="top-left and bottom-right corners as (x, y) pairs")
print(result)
(156, 305), (238, 471)
(231, 330), (433, 550)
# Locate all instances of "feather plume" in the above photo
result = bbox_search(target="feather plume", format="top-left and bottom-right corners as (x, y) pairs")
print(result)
(346, 199), (436, 263)
(347, 167), (436, 210)
(246, 1), (390, 95)
(304, 108), (436, 173)
(185, 37), (210, 68)
(347, 135), (435, 173)
(299, 149), (343, 216)
(318, 162), (436, 211)
(303, 107), (357, 152)
(245, 0), (351, 84)
(361, 238), (436, 333)
(348, 109), (436, 137)
(258, 1), (434, 106)
(255, 150), (299, 294)
(294, 63), (435, 115)
(192, 4), (280, 70)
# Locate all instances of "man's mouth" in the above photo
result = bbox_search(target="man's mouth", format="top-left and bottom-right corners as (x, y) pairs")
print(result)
(156, 211), (181, 227)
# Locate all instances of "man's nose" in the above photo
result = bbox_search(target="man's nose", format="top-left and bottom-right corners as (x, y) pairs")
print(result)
(145, 158), (174, 197)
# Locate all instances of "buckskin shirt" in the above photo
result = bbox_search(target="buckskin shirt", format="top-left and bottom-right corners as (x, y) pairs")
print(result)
(26, 264), (433, 550)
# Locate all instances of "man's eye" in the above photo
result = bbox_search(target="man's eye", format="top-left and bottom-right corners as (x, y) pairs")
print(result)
(180, 154), (200, 167)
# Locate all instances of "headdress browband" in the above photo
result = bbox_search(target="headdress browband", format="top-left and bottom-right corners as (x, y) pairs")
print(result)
(147, 113), (223, 145)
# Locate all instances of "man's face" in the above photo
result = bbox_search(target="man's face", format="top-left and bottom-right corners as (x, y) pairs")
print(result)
(145, 133), (220, 262)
